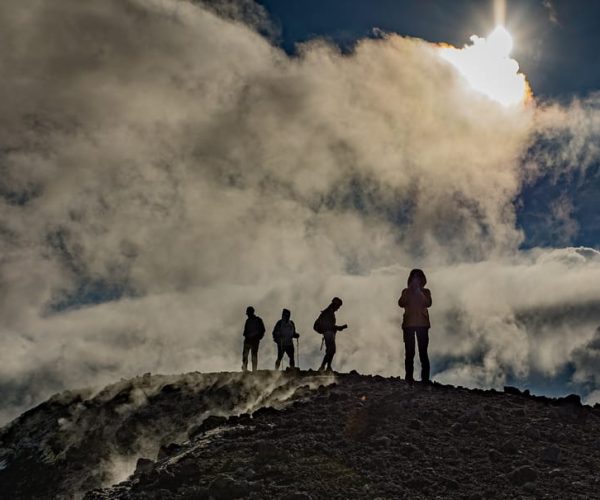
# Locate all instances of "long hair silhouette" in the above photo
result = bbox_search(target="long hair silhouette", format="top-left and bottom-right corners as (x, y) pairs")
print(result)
(407, 268), (427, 286)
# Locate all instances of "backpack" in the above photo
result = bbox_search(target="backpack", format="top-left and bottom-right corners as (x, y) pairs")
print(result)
(313, 311), (326, 334)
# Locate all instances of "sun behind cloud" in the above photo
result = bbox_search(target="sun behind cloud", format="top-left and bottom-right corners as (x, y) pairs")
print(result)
(440, 26), (530, 106)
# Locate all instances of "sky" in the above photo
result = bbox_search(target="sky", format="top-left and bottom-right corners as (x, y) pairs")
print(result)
(257, 0), (600, 248)
(1, 0), (600, 424)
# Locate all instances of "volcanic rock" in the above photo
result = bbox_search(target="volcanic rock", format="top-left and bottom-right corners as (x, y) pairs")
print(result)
(1, 370), (599, 499)
(508, 465), (538, 486)
(541, 445), (562, 464)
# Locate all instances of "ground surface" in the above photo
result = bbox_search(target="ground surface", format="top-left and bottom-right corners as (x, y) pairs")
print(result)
(2, 371), (600, 499)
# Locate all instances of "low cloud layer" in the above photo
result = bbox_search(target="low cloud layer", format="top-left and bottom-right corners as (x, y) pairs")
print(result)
(1, 0), (599, 423)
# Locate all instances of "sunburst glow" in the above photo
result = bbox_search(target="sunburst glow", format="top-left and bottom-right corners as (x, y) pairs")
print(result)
(440, 26), (529, 106)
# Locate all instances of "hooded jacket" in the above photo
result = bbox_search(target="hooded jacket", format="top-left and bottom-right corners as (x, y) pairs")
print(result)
(243, 315), (265, 340)
(398, 288), (432, 328)
(272, 319), (298, 346)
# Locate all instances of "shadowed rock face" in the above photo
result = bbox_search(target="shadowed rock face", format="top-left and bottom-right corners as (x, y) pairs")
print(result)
(2, 371), (600, 499)
(0, 370), (334, 499)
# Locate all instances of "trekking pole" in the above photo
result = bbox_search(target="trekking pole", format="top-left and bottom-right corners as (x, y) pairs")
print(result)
(296, 337), (300, 370)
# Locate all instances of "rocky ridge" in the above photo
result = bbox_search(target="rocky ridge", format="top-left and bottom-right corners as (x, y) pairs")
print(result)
(1, 370), (600, 499)
(0, 371), (334, 499)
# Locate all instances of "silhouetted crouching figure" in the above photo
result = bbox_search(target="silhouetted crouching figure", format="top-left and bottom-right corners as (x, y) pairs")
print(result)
(314, 297), (347, 372)
(273, 308), (299, 369)
(398, 269), (432, 383)
(242, 306), (265, 372)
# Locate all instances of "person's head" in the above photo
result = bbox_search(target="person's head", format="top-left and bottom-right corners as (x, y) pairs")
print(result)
(282, 308), (290, 320)
(246, 306), (255, 317)
(407, 269), (427, 288)
(330, 297), (343, 311)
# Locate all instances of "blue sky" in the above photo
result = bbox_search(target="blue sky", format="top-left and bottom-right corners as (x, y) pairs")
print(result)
(258, 0), (600, 249)
(259, 0), (600, 99)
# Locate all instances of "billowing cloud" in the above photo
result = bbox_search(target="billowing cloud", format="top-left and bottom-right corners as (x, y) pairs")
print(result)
(1, 0), (599, 424)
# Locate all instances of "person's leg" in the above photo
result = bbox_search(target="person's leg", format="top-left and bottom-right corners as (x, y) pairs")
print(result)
(319, 332), (334, 370)
(403, 328), (416, 382)
(242, 340), (250, 372)
(319, 353), (327, 370)
(275, 342), (284, 369)
(251, 340), (259, 372)
(324, 331), (336, 370)
(416, 328), (430, 382)
(319, 334), (329, 370)
(286, 344), (295, 368)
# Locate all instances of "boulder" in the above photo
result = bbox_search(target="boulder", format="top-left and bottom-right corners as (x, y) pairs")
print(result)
(207, 474), (251, 500)
(504, 386), (522, 396)
(133, 458), (154, 476)
(406, 477), (430, 489)
(488, 449), (503, 463)
(373, 436), (392, 448)
(450, 422), (462, 433)
(557, 394), (581, 407)
(500, 440), (519, 455)
(524, 426), (541, 440)
(157, 442), (185, 461)
(398, 442), (419, 457)
(459, 406), (484, 423)
(508, 466), (538, 486)
(408, 419), (423, 430)
(541, 445), (561, 464)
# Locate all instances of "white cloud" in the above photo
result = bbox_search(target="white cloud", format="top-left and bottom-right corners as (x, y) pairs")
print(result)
(0, 0), (599, 423)
(584, 390), (600, 406)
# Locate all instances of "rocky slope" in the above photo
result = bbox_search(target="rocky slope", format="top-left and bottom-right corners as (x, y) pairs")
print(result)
(0, 371), (334, 499)
(2, 370), (600, 499)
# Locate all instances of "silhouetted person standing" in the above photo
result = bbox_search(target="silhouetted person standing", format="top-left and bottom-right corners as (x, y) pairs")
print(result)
(314, 297), (347, 372)
(242, 306), (265, 372)
(272, 308), (299, 369)
(398, 269), (432, 383)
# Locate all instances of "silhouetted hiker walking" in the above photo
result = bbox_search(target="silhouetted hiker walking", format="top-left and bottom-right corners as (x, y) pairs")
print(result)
(398, 269), (432, 384)
(272, 308), (299, 369)
(314, 297), (347, 372)
(242, 306), (265, 372)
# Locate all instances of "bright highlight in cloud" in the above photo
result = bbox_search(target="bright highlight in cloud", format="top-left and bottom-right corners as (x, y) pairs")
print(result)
(440, 26), (529, 106)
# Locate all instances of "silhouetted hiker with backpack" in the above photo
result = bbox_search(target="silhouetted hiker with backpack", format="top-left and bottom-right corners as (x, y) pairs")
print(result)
(242, 306), (265, 372)
(272, 308), (299, 369)
(313, 297), (348, 372)
(398, 269), (432, 384)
